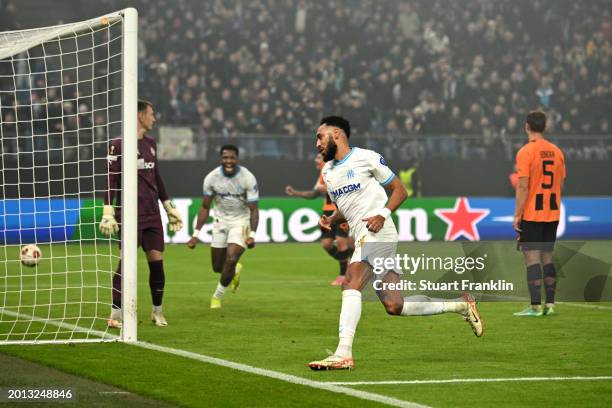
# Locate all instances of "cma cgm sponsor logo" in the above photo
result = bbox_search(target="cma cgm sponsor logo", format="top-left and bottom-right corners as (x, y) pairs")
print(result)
(331, 183), (361, 199)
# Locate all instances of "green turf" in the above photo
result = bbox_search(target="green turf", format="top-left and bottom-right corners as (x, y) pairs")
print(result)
(1, 241), (612, 407)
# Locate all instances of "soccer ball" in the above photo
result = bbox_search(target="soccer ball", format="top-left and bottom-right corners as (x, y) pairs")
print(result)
(20, 244), (42, 267)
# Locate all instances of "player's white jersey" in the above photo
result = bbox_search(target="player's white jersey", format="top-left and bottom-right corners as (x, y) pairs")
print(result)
(203, 165), (259, 223)
(321, 147), (396, 236)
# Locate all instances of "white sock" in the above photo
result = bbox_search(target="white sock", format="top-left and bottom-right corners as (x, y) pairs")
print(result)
(400, 295), (446, 316)
(153, 305), (162, 313)
(110, 308), (121, 320)
(437, 296), (468, 314)
(334, 289), (362, 358)
(213, 283), (227, 299)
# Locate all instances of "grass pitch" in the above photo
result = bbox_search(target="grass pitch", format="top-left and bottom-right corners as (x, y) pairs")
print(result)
(1, 241), (611, 407)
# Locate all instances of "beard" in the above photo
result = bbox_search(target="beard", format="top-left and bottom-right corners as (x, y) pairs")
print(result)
(322, 139), (337, 162)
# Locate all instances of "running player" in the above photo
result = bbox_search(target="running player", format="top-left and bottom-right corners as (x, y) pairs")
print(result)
(100, 100), (184, 328)
(187, 145), (259, 309)
(308, 116), (483, 371)
(513, 111), (566, 316)
(285, 153), (354, 286)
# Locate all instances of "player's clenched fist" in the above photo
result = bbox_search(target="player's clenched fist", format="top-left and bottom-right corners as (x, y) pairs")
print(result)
(99, 205), (119, 237)
(362, 215), (385, 233)
(186, 236), (198, 249)
(319, 214), (332, 232)
(163, 200), (183, 232)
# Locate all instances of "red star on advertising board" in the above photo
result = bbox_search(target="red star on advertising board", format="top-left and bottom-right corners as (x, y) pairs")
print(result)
(434, 197), (490, 241)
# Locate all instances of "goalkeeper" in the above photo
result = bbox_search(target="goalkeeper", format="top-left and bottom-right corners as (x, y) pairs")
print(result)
(100, 100), (184, 328)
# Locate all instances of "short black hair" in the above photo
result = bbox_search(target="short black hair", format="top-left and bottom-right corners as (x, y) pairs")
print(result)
(526, 111), (546, 133)
(220, 144), (239, 156)
(138, 100), (153, 113)
(320, 115), (351, 139)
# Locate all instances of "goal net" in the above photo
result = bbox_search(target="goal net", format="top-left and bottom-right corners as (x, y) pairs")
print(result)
(0, 9), (138, 344)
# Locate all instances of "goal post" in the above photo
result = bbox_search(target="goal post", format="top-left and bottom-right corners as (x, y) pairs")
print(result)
(121, 7), (138, 343)
(0, 9), (138, 344)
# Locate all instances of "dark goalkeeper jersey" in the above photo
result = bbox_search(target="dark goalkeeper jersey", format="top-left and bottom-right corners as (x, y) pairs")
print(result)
(104, 135), (169, 228)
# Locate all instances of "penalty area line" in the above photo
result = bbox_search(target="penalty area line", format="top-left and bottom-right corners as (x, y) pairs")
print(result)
(133, 341), (429, 408)
(326, 376), (612, 386)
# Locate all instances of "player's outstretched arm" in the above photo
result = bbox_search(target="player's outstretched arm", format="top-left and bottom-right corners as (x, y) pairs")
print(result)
(187, 195), (212, 249)
(285, 185), (321, 199)
(363, 177), (407, 233)
(246, 202), (259, 249)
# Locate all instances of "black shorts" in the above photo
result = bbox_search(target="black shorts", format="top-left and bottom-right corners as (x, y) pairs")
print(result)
(118, 221), (165, 252)
(320, 210), (350, 239)
(517, 220), (558, 252)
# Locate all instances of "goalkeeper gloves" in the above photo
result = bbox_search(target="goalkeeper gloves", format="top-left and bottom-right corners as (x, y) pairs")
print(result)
(163, 200), (184, 232)
(99, 205), (119, 237)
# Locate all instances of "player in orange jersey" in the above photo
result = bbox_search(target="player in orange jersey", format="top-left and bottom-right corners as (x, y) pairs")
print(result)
(285, 153), (355, 286)
(513, 111), (566, 317)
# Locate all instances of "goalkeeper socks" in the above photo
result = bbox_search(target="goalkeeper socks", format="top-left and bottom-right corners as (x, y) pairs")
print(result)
(148, 260), (165, 307)
(339, 259), (348, 276)
(332, 248), (353, 261)
(112, 261), (122, 309)
(526, 264), (542, 305)
(400, 295), (446, 316)
(334, 289), (362, 358)
(153, 305), (163, 313)
(213, 283), (227, 299)
(543, 263), (557, 305)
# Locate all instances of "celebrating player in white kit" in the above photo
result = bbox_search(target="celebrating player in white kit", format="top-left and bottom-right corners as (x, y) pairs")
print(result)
(187, 145), (259, 309)
(308, 116), (483, 371)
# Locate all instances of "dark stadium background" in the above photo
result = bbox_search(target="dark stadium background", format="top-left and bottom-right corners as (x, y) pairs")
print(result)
(2, 0), (610, 198)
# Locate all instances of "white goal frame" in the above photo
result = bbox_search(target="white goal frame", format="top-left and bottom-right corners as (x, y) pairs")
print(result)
(0, 8), (138, 344)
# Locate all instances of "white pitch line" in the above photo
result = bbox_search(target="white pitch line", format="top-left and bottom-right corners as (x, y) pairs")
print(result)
(326, 376), (612, 386)
(99, 391), (132, 395)
(558, 302), (612, 311)
(133, 341), (428, 408)
(0, 308), (427, 408)
(0, 308), (119, 343)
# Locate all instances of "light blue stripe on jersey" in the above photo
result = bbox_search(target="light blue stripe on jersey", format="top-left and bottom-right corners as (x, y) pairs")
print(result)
(333, 147), (355, 166)
(380, 174), (395, 186)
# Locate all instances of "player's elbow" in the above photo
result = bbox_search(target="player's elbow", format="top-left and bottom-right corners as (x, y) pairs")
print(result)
(394, 181), (408, 203)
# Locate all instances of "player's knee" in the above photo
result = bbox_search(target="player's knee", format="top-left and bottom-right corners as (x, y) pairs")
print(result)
(382, 300), (403, 316)
(321, 241), (335, 253)
(340, 274), (358, 291)
(225, 254), (240, 266)
(212, 264), (223, 273)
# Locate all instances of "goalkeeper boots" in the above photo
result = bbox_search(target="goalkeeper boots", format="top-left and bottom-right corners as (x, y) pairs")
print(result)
(513, 305), (543, 316)
(229, 263), (242, 293)
(308, 354), (354, 371)
(107, 308), (122, 329)
(107, 318), (122, 329)
(151, 310), (168, 326)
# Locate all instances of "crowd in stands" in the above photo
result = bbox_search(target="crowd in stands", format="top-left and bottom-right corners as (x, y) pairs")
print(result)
(126, 0), (612, 138)
(1, 0), (611, 161)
